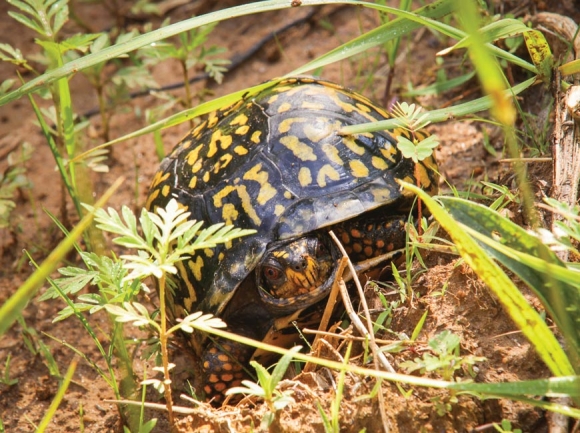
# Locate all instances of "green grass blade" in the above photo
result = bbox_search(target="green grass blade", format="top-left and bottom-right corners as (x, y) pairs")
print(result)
(74, 80), (280, 161)
(401, 182), (575, 377)
(0, 177), (124, 337)
(449, 376), (580, 418)
(440, 197), (580, 372)
(403, 71), (477, 96)
(453, 0), (514, 125)
(341, 76), (537, 134)
(36, 359), (77, 433)
(290, 0), (456, 76)
(449, 375), (580, 398)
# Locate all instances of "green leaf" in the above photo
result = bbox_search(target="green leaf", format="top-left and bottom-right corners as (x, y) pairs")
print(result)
(37, 267), (98, 300)
(7, 0), (37, 15)
(440, 197), (580, 372)
(270, 346), (302, 390)
(60, 34), (101, 53)
(8, 11), (44, 35)
(429, 330), (459, 356)
(522, 29), (553, 83)
(397, 135), (439, 163)
(50, 0), (68, 34)
(559, 58), (580, 77)
(401, 182), (575, 378)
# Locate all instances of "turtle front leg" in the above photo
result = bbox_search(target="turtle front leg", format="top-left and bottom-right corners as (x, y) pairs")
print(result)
(201, 337), (254, 404)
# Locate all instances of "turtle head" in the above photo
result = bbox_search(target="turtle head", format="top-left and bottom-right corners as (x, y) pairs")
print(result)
(256, 235), (337, 313)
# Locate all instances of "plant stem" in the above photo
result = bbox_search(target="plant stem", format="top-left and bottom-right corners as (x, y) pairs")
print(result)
(158, 273), (175, 425)
(180, 60), (194, 128)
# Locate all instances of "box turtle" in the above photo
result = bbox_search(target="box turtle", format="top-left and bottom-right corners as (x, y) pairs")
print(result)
(146, 77), (438, 403)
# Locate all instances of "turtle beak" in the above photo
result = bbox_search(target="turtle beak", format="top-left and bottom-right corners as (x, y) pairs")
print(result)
(286, 254), (321, 294)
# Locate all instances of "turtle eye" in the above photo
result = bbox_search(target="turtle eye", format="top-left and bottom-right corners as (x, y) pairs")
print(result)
(315, 241), (327, 258)
(262, 266), (282, 282)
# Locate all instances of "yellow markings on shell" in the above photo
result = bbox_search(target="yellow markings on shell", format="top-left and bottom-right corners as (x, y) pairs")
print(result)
(298, 166), (312, 187)
(188, 255), (204, 281)
(280, 136), (316, 161)
(392, 127), (412, 141)
(284, 191), (293, 199)
(268, 94), (279, 104)
(217, 153), (233, 171)
(317, 164), (340, 187)
(321, 143), (344, 166)
(401, 174), (415, 193)
(207, 111), (219, 128)
(235, 125), (250, 135)
(345, 89), (374, 107)
(176, 261), (196, 306)
(220, 100), (242, 117)
(213, 184), (261, 226)
(161, 184), (171, 197)
(208, 129), (233, 157)
(231, 113), (248, 126)
(273, 85), (300, 97)
(355, 102), (371, 113)
(150, 171), (170, 189)
(251, 131), (262, 144)
(191, 157), (203, 174)
(343, 136), (366, 155)
(234, 145), (248, 155)
(302, 118), (338, 143)
(331, 94), (378, 122)
(221, 203), (239, 225)
(186, 144), (204, 166)
(415, 129), (429, 141)
(349, 159), (370, 178)
(274, 204), (285, 216)
(380, 146), (398, 163)
(189, 176), (197, 189)
(202, 171), (210, 183)
(278, 118), (301, 134)
(145, 188), (159, 209)
(301, 101), (325, 110)
(243, 164), (277, 205)
(414, 159), (436, 193)
(203, 248), (214, 258)
(191, 121), (207, 138)
(371, 156), (389, 171)
(212, 153), (232, 174)
(371, 187), (393, 203)
(278, 102), (292, 113)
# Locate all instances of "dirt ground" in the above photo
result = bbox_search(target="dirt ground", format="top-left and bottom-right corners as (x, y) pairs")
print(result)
(0, 0), (578, 432)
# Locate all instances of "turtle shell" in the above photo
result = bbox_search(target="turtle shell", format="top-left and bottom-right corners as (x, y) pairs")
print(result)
(146, 77), (438, 320)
